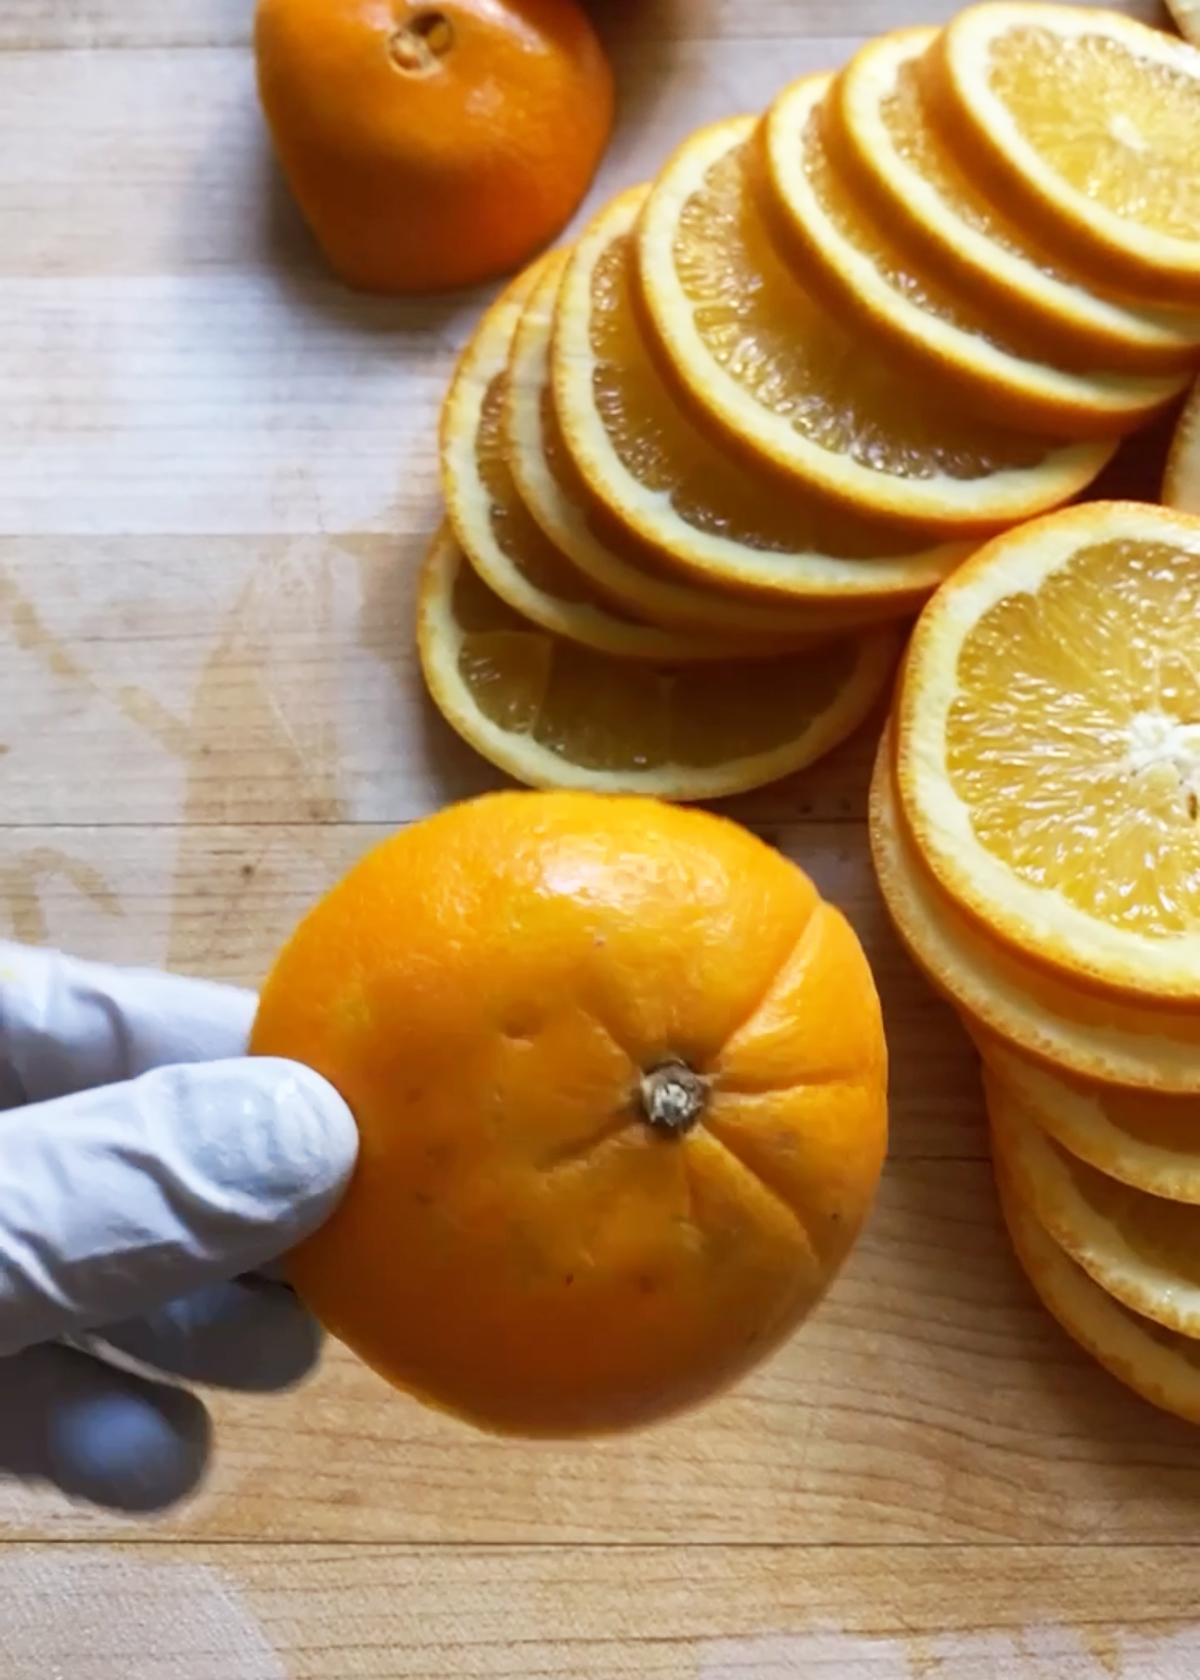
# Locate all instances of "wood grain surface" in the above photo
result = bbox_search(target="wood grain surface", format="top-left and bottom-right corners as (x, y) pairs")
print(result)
(2, 1), (1197, 1675)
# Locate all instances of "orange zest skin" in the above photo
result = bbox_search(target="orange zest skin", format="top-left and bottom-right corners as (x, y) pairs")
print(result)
(251, 791), (888, 1436)
(255, 0), (614, 295)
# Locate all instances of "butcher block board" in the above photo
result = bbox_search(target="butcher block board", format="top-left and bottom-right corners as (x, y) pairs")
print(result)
(3, 0), (1200, 1674)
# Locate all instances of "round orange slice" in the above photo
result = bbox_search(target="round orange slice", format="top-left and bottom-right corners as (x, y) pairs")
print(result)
(927, 3), (1200, 307)
(828, 27), (1200, 374)
(1163, 375), (1200, 512)
(418, 523), (901, 801)
(895, 501), (1200, 1010)
(537, 190), (968, 618)
(633, 115), (1115, 532)
(996, 1160), (1200, 1426)
(869, 724), (1200, 1095)
(989, 1073), (1200, 1339)
(440, 261), (758, 663)
(755, 72), (1190, 436)
(982, 1035), (1200, 1205)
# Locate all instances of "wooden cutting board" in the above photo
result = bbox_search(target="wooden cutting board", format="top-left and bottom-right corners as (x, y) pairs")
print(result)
(2, 1), (1198, 1674)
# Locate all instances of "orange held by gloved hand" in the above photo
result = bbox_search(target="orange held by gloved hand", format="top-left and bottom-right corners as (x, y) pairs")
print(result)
(255, 0), (614, 295)
(251, 791), (888, 1436)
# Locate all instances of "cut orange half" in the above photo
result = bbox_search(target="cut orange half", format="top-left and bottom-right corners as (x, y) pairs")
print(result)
(896, 501), (1200, 1009)
(1163, 376), (1200, 512)
(981, 1034), (1200, 1205)
(869, 724), (1200, 1094)
(990, 1074), (1200, 1340)
(505, 247), (871, 640)
(828, 27), (1200, 374)
(997, 1161), (1200, 1426)
(927, 3), (1200, 307)
(418, 524), (901, 801)
(756, 72), (1189, 436)
(439, 261), (751, 663)
(633, 115), (1115, 532)
(541, 189), (969, 616)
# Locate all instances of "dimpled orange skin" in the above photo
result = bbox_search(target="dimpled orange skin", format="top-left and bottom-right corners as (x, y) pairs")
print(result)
(254, 0), (615, 295)
(250, 791), (888, 1436)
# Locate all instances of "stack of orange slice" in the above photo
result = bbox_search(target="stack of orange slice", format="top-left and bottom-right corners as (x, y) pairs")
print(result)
(871, 498), (1200, 1424)
(418, 2), (1200, 800)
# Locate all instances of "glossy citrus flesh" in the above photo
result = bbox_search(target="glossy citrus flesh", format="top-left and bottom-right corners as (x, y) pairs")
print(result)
(549, 191), (964, 609)
(418, 526), (900, 801)
(634, 118), (1114, 528)
(440, 262), (755, 662)
(255, 0), (613, 294)
(828, 27), (1200, 370)
(253, 789), (888, 1435)
(929, 4), (1200, 303)
(869, 725), (1200, 1094)
(897, 503), (1200, 1007)
(505, 251), (845, 641)
(756, 74), (1188, 434)
(997, 1161), (1200, 1426)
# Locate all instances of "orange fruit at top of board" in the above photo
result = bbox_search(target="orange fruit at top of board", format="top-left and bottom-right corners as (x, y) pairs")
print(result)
(254, 0), (614, 294)
(250, 791), (889, 1435)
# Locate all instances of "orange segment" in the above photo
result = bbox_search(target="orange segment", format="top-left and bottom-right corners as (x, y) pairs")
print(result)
(755, 72), (1189, 435)
(418, 524), (901, 800)
(539, 191), (968, 615)
(828, 27), (1200, 373)
(895, 502), (1200, 1008)
(927, 3), (1200, 306)
(633, 116), (1115, 531)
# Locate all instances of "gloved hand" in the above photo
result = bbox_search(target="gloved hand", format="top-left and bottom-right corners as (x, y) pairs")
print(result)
(0, 940), (358, 1513)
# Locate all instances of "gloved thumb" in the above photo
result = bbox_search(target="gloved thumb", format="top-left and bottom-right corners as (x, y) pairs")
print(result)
(0, 1058), (358, 1357)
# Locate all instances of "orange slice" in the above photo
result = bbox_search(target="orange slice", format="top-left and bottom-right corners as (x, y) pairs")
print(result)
(989, 1074), (1200, 1339)
(1163, 375), (1200, 512)
(895, 501), (1200, 1009)
(869, 724), (1200, 1094)
(533, 192), (969, 617)
(997, 1160), (1200, 1426)
(418, 523), (901, 800)
(439, 261), (756, 663)
(828, 27), (1200, 374)
(756, 72), (1189, 435)
(981, 1035), (1200, 1205)
(505, 249), (871, 639)
(633, 116), (1115, 532)
(927, 3), (1200, 307)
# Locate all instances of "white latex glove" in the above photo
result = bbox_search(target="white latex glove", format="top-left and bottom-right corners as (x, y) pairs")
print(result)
(0, 940), (358, 1512)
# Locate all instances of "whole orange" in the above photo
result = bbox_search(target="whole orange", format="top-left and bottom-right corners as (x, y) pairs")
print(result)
(251, 791), (888, 1434)
(254, 0), (615, 295)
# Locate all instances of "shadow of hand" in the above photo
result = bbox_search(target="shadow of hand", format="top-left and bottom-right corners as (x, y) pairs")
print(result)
(0, 1280), (323, 1514)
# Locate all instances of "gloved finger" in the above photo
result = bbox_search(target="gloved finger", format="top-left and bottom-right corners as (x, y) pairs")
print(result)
(0, 939), (257, 1107)
(84, 1277), (324, 1392)
(0, 1342), (210, 1514)
(0, 1057), (358, 1357)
